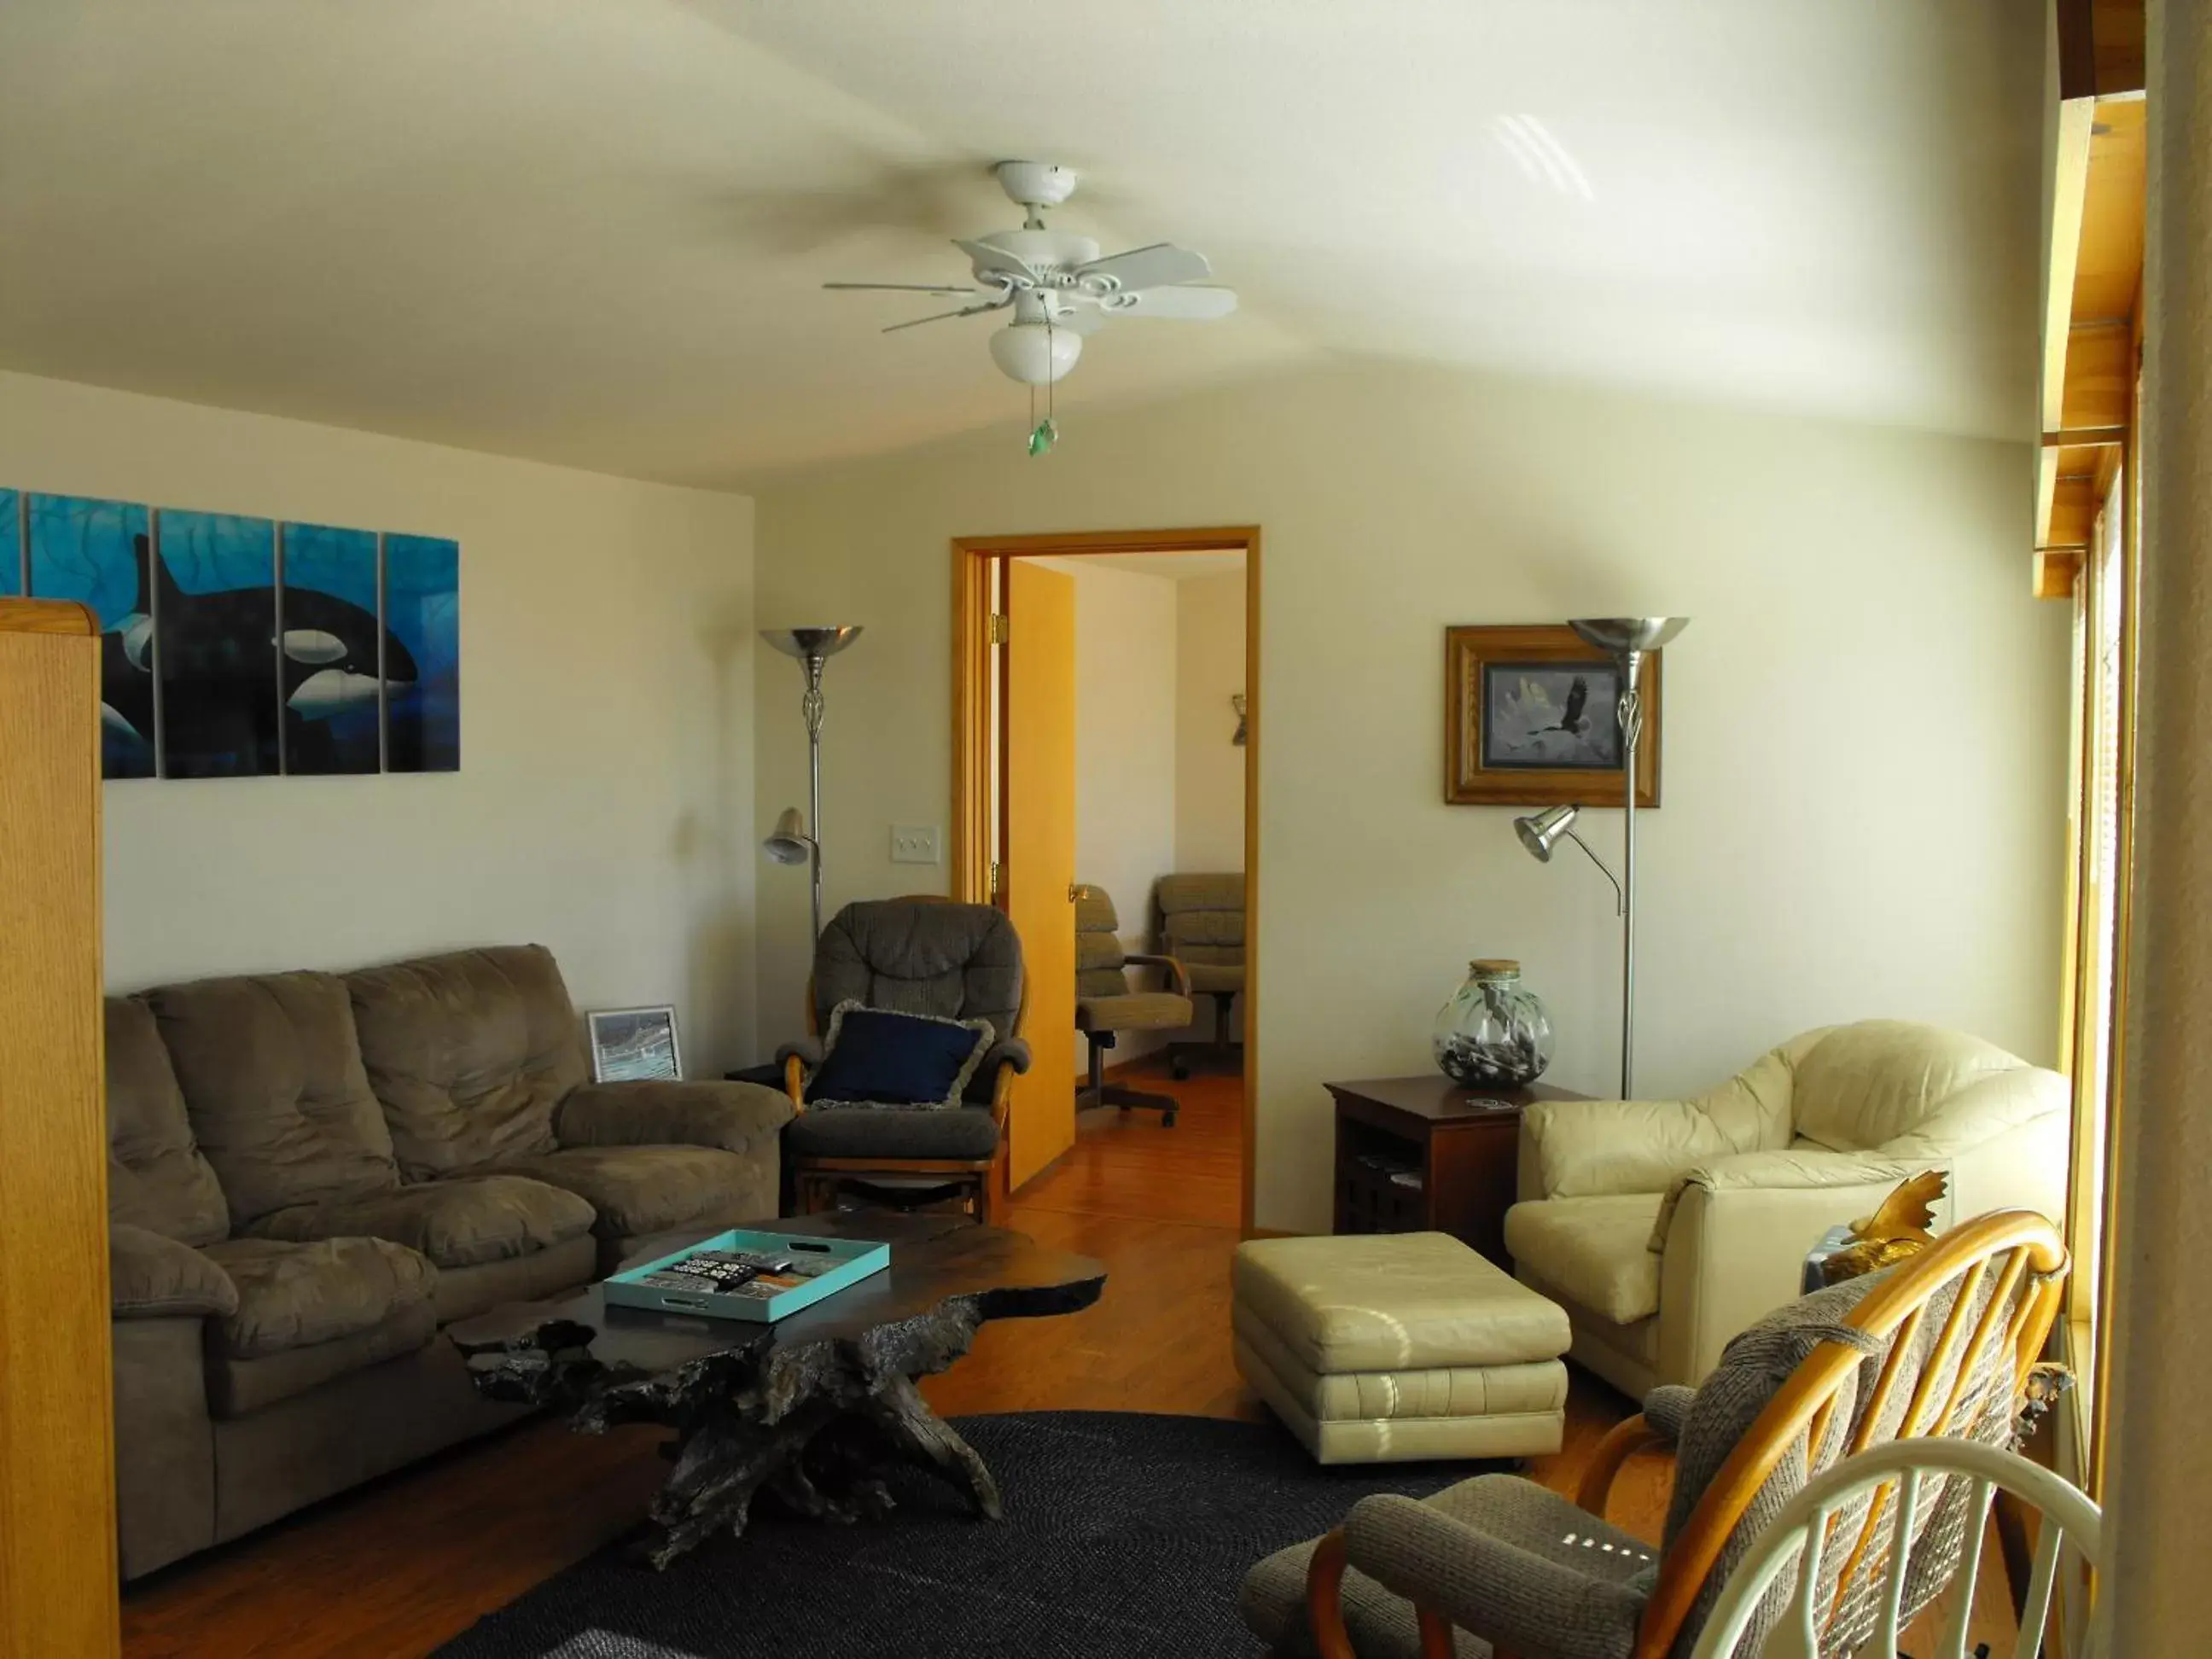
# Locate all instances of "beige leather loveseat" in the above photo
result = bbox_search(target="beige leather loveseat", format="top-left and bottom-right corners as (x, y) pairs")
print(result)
(1503, 1020), (2067, 1395)
(107, 944), (792, 1577)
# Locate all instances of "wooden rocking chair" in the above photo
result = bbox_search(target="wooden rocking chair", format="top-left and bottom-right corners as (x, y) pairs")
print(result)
(1296, 1209), (2069, 1659)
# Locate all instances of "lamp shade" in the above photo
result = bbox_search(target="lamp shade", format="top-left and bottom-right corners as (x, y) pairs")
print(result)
(761, 626), (863, 663)
(1567, 616), (1689, 658)
(1515, 804), (1580, 862)
(763, 806), (814, 864)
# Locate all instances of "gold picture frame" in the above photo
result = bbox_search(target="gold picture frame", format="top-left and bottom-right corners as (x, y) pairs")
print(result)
(1445, 624), (1662, 807)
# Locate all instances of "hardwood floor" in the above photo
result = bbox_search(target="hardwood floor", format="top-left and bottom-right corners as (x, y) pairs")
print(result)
(118, 1057), (2003, 1655)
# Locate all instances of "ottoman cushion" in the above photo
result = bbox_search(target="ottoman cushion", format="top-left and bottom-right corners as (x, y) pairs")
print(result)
(1234, 1231), (1572, 1372)
(1233, 1232), (1574, 1465)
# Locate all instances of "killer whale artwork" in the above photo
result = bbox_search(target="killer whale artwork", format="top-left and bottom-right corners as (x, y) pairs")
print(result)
(27, 493), (157, 778)
(16, 490), (457, 780)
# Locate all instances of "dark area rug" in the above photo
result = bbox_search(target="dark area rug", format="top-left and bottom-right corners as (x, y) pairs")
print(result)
(434, 1411), (1470, 1658)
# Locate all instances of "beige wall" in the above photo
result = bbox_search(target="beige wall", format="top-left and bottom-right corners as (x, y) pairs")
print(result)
(0, 370), (760, 1073)
(1175, 568), (1249, 874)
(751, 360), (2067, 1231)
(1031, 556), (1179, 1071)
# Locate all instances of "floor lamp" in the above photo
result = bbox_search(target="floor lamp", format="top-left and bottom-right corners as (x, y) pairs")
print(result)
(761, 626), (863, 941)
(1512, 615), (1687, 1098)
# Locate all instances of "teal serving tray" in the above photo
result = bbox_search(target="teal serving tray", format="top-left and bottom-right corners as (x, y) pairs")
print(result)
(604, 1228), (891, 1324)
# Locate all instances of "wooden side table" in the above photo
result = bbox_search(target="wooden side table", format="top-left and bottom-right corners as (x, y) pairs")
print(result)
(1327, 1075), (1590, 1269)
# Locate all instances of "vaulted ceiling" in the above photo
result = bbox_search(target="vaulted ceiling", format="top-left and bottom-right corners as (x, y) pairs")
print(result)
(0, 1), (2044, 488)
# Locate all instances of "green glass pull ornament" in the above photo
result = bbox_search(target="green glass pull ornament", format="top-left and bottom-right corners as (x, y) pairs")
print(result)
(1027, 417), (1058, 457)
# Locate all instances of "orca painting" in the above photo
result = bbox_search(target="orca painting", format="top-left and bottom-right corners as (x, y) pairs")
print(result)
(27, 493), (157, 779)
(14, 489), (457, 781)
(280, 522), (393, 775)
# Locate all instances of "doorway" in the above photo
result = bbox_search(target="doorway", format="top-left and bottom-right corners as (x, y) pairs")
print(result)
(951, 527), (1259, 1234)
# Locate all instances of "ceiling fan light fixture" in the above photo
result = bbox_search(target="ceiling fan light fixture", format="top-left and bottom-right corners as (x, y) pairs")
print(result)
(989, 319), (1082, 385)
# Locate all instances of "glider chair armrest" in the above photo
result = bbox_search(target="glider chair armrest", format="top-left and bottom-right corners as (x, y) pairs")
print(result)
(980, 1040), (1031, 1132)
(1574, 1411), (1676, 1519)
(557, 1079), (794, 1155)
(1122, 952), (1192, 998)
(775, 1037), (827, 1110)
(1519, 1097), (1737, 1202)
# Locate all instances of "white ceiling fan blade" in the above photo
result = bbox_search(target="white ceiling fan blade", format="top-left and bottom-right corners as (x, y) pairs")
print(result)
(1107, 284), (1238, 320)
(824, 281), (989, 295)
(1074, 242), (1212, 294)
(955, 237), (1043, 286)
(882, 294), (1013, 333)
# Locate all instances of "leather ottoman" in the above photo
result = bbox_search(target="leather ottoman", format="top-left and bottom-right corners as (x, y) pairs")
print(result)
(1232, 1231), (1572, 1464)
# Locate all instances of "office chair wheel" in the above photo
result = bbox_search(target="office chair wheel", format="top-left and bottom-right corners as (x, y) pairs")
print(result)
(1171, 1060), (1190, 1081)
(1163, 1109), (1178, 1128)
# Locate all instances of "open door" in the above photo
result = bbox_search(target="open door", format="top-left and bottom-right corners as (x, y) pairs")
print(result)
(1002, 560), (1077, 1189)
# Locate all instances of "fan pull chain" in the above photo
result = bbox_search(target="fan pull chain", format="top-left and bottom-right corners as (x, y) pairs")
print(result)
(1027, 314), (1060, 457)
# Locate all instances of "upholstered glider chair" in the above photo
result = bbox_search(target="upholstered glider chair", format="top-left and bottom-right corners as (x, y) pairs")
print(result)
(1504, 1021), (2068, 1396)
(1155, 871), (1244, 1078)
(1074, 885), (1195, 1125)
(778, 897), (1030, 1223)
(1242, 1209), (2069, 1659)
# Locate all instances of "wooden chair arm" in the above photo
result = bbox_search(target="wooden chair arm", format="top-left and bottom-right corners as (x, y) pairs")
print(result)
(783, 1053), (806, 1113)
(1575, 1412), (1668, 1520)
(989, 1057), (1018, 1132)
(1124, 951), (1193, 999)
(1307, 1524), (1476, 1659)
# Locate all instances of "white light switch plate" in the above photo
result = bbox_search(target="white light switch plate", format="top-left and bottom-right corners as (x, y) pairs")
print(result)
(890, 824), (941, 865)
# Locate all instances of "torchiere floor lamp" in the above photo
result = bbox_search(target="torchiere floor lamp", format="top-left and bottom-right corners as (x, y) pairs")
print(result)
(1513, 615), (1687, 1097)
(761, 626), (863, 940)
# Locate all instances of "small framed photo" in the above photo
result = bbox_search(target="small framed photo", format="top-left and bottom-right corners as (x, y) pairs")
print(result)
(587, 1005), (683, 1084)
(1445, 624), (1662, 807)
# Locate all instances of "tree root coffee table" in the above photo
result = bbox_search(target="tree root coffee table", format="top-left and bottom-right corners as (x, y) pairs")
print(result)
(449, 1212), (1104, 1569)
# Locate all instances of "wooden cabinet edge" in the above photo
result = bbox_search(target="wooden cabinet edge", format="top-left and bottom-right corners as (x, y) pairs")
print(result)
(0, 598), (99, 636)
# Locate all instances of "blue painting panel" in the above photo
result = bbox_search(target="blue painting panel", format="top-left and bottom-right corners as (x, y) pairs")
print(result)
(0, 491), (20, 597)
(27, 494), (156, 778)
(384, 534), (459, 772)
(158, 510), (280, 778)
(279, 523), (384, 775)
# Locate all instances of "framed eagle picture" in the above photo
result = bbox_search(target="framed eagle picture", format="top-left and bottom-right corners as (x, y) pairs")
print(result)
(1445, 624), (1662, 807)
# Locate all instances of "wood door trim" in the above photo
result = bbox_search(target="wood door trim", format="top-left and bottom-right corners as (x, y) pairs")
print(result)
(950, 526), (1262, 1236)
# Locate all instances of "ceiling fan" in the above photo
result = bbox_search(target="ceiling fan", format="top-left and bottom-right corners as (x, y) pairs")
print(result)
(825, 160), (1237, 390)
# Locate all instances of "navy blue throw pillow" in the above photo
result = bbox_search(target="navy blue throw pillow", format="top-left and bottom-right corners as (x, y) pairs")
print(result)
(805, 1002), (994, 1111)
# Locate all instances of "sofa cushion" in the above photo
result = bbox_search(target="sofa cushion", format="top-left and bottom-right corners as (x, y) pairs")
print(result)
(106, 997), (230, 1246)
(147, 972), (399, 1226)
(346, 945), (586, 1181)
(110, 1223), (239, 1320)
(1790, 1021), (2029, 1152)
(500, 1144), (759, 1238)
(201, 1236), (435, 1359)
(1233, 1232), (1572, 1374)
(1501, 1196), (1665, 1326)
(247, 1174), (596, 1270)
(433, 1235), (598, 1326)
(205, 1302), (438, 1419)
(784, 1103), (1002, 1161)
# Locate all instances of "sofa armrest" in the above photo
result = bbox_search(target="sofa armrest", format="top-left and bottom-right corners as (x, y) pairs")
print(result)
(1520, 1097), (1747, 1202)
(556, 1079), (794, 1156)
(110, 1223), (238, 1321)
(1650, 1148), (1944, 1249)
(1654, 1163), (1946, 1385)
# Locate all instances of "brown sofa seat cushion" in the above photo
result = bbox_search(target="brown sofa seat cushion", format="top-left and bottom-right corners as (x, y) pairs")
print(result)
(501, 1145), (757, 1238)
(106, 998), (230, 1246)
(147, 972), (399, 1226)
(205, 1303), (438, 1420)
(346, 946), (587, 1181)
(110, 1223), (239, 1320)
(201, 1236), (434, 1359)
(247, 1174), (596, 1270)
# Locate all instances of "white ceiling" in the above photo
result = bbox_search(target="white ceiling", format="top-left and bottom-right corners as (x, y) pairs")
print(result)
(0, 2), (2042, 491)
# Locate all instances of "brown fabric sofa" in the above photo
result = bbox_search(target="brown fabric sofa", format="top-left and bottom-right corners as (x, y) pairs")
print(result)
(107, 944), (791, 1579)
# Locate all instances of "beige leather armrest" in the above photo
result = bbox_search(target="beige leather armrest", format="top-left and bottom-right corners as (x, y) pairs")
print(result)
(1650, 1149), (1947, 1248)
(1654, 1167), (1946, 1385)
(1520, 1097), (1742, 1202)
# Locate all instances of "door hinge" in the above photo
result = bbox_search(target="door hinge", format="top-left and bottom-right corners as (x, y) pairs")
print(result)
(988, 612), (1010, 645)
(989, 860), (1003, 896)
